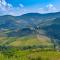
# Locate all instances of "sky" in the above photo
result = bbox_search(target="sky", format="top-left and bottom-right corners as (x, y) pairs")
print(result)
(0, 0), (60, 16)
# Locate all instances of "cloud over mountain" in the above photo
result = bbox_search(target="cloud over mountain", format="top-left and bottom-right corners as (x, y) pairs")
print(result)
(46, 4), (58, 12)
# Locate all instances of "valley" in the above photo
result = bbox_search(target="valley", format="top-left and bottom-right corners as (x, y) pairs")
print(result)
(0, 12), (60, 60)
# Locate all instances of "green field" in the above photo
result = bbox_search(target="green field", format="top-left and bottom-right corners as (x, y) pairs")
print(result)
(0, 49), (60, 60)
(0, 35), (52, 46)
(0, 35), (60, 60)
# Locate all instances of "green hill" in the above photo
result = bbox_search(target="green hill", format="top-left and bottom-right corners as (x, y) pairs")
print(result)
(0, 12), (60, 60)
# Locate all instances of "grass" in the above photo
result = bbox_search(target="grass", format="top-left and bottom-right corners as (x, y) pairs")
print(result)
(9, 35), (52, 47)
(0, 48), (60, 60)
(0, 35), (60, 60)
(0, 35), (53, 47)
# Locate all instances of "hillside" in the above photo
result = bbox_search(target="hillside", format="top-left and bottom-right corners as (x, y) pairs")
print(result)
(0, 12), (60, 45)
(0, 12), (60, 60)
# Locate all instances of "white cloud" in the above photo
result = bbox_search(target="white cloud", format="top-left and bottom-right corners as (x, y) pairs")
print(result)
(1, 0), (7, 6)
(0, 0), (26, 16)
(0, 0), (19, 15)
(19, 4), (24, 8)
(46, 4), (57, 12)
(8, 3), (13, 8)
(0, 0), (1, 3)
(46, 4), (54, 8)
(36, 3), (59, 14)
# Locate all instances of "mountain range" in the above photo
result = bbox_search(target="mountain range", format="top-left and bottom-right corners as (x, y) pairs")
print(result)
(0, 12), (60, 45)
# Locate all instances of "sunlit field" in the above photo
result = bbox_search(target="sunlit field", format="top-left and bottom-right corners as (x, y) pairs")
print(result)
(0, 48), (60, 60)
(0, 36), (60, 60)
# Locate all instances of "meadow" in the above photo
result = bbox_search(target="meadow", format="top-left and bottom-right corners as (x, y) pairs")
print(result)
(0, 48), (60, 60)
(0, 35), (60, 60)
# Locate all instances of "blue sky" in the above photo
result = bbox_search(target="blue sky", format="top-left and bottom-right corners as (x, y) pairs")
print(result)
(0, 0), (60, 16)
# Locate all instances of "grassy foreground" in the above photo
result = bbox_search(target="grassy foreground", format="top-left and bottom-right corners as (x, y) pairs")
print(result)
(0, 36), (60, 60)
(0, 49), (60, 60)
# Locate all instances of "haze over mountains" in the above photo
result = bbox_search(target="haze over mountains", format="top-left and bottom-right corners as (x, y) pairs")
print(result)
(0, 12), (60, 45)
